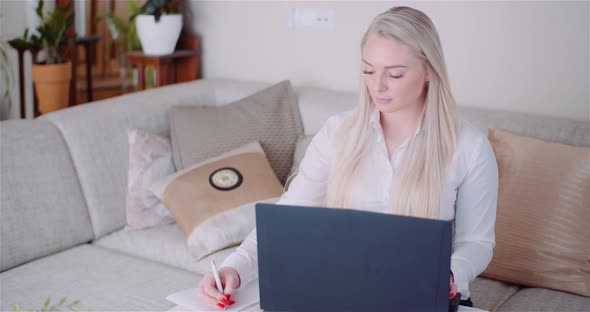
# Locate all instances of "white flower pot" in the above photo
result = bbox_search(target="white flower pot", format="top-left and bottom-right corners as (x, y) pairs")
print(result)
(136, 14), (183, 55)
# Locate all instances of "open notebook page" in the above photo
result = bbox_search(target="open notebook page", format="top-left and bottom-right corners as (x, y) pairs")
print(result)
(166, 280), (260, 312)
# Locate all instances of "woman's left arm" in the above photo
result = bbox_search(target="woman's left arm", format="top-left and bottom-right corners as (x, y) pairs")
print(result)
(452, 135), (499, 299)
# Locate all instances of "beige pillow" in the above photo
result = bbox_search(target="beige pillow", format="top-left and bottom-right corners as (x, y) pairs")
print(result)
(149, 141), (284, 260)
(482, 128), (590, 297)
(169, 80), (303, 185)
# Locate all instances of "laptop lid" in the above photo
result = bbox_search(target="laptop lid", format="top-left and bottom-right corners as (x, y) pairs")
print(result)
(256, 203), (452, 312)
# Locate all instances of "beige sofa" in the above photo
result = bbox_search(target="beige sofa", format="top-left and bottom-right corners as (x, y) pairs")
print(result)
(1, 79), (588, 311)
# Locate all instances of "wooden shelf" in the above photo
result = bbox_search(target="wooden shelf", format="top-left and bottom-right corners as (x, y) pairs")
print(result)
(126, 47), (201, 90)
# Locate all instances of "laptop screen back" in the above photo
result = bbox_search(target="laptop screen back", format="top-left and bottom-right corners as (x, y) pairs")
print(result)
(256, 203), (452, 312)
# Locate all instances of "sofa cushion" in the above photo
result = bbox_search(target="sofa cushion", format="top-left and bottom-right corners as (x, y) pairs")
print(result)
(0, 244), (200, 312)
(150, 141), (283, 260)
(0, 120), (93, 272)
(125, 128), (175, 230)
(295, 87), (356, 136)
(496, 288), (590, 312)
(461, 106), (589, 147)
(39, 79), (271, 239)
(93, 223), (238, 275)
(483, 129), (589, 297)
(469, 277), (521, 312)
(170, 80), (303, 184)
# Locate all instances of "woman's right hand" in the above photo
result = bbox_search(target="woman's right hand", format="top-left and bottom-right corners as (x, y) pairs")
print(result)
(198, 266), (240, 309)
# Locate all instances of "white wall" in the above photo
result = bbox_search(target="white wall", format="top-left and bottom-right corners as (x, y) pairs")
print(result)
(189, 1), (589, 121)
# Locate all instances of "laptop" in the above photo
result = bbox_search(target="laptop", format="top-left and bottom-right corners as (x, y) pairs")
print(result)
(255, 203), (452, 312)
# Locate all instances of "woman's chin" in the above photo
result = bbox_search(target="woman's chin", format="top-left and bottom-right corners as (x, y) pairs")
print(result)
(375, 102), (400, 113)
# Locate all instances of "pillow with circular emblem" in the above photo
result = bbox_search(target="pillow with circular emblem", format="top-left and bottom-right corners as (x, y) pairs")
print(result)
(148, 141), (283, 260)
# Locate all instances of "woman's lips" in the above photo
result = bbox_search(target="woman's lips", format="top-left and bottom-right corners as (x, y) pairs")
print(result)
(375, 97), (392, 105)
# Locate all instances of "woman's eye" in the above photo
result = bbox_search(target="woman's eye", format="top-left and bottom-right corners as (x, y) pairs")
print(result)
(362, 70), (374, 75)
(389, 74), (403, 79)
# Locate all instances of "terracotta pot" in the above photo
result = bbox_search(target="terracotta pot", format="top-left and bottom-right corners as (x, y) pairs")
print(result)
(31, 62), (72, 114)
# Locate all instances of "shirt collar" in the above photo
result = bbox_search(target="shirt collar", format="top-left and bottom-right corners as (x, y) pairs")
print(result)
(370, 106), (425, 143)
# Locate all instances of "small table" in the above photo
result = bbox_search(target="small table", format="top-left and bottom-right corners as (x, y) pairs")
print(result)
(75, 35), (101, 102)
(126, 49), (201, 90)
(8, 34), (101, 118)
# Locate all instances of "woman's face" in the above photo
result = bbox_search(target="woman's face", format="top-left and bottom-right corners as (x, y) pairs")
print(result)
(362, 34), (429, 114)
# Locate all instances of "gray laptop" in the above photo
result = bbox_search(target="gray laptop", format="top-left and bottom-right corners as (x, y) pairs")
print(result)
(255, 203), (452, 312)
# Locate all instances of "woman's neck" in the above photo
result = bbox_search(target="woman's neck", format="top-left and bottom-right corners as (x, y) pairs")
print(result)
(379, 103), (425, 144)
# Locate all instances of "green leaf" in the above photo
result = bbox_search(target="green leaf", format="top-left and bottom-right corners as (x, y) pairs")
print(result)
(129, 0), (140, 14)
(65, 11), (74, 29)
(43, 296), (51, 309)
(58, 297), (66, 306)
(11, 304), (20, 312)
(36, 0), (44, 19)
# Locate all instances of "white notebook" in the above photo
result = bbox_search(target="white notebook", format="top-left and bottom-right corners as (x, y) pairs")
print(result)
(166, 280), (260, 312)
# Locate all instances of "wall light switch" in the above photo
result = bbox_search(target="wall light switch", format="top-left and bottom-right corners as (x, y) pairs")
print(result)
(284, 7), (336, 32)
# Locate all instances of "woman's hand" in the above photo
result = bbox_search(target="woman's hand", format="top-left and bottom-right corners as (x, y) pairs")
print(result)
(198, 266), (240, 309)
(450, 273), (458, 299)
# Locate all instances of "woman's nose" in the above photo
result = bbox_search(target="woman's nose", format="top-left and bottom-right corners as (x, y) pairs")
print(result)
(374, 74), (388, 92)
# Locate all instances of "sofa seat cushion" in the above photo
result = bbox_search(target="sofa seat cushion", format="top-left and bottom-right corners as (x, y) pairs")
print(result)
(496, 288), (590, 312)
(93, 223), (238, 275)
(469, 277), (521, 312)
(0, 244), (200, 312)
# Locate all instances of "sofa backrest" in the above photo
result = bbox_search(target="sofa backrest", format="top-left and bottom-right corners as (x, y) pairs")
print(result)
(0, 120), (94, 272)
(39, 79), (271, 239)
(296, 86), (589, 147)
(38, 78), (589, 241)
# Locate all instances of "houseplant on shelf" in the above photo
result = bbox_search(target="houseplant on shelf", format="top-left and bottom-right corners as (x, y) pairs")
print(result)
(101, 0), (142, 91)
(14, 0), (74, 114)
(130, 0), (183, 55)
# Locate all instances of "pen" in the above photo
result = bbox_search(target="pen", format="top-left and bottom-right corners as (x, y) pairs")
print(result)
(210, 260), (226, 310)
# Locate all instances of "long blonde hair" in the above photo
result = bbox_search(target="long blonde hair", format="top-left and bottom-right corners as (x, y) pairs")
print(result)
(325, 6), (458, 219)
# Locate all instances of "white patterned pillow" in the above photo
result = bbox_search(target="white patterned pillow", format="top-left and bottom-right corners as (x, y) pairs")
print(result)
(125, 128), (175, 230)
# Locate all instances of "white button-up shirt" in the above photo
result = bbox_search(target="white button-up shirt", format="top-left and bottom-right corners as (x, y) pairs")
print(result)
(222, 109), (499, 300)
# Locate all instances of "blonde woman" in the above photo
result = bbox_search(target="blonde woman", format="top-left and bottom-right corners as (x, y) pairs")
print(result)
(199, 6), (498, 309)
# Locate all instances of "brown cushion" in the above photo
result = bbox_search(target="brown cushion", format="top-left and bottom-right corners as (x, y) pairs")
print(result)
(482, 128), (590, 297)
(148, 141), (284, 260)
(169, 80), (303, 184)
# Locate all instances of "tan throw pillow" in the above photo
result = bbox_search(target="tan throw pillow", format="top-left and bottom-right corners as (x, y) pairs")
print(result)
(169, 80), (303, 185)
(483, 128), (590, 297)
(148, 141), (284, 260)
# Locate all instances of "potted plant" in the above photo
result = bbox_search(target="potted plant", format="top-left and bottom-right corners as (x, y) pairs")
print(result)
(102, 0), (142, 91)
(12, 295), (82, 312)
(130, 0), (183, 55)
(16, 0), (74, 114)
